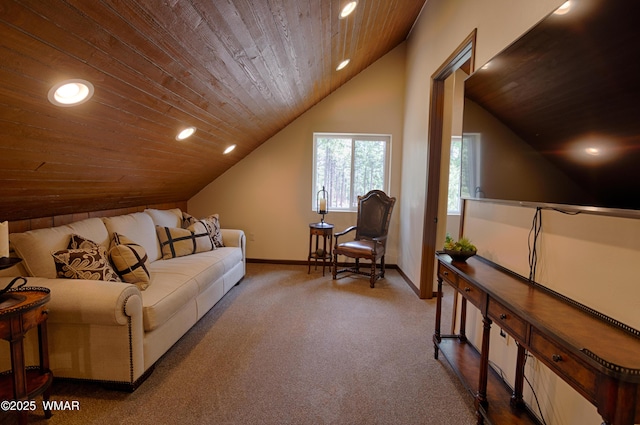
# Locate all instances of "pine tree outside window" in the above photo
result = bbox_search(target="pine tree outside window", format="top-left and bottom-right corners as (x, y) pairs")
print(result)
(313, 133), (391, 212)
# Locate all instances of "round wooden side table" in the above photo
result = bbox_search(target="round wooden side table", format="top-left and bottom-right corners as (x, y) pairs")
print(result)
(308, 222), (334, 276)
(0, 286), (53, 425)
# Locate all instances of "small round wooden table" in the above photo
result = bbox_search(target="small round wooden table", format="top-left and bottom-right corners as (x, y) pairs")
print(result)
(0, 287), (53, 425)
(308, 222), (334, 276)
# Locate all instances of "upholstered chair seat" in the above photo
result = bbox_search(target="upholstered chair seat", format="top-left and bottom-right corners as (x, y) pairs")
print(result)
(336, 240), (385, 258)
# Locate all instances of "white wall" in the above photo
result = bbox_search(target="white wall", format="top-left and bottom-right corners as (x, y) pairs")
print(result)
(402, 1), (640, 424)
(189, 44), (406, 263)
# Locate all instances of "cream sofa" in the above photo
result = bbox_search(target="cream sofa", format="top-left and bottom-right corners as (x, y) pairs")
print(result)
(0, 208), (245, 390)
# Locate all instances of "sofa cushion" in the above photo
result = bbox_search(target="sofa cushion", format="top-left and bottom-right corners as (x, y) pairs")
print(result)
(140, 271), (199, 332)
(207, 247), (244, 275)
(52, 245), (121, 282)
(102, 213), (160, 262)
(109, 233), (151, 290)
(144, 208), (183, 228)
(149, 250), (226, 294)
(10, 217), (109, 278)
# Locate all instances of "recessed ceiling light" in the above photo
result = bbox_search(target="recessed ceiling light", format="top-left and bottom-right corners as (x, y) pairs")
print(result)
(585, 147), (600, 156)
(340, 1), (357, 19)
(48, 79), (94, 107)
(336, 59), (350, 71)
(176, 127), (196, 141)
(554, 1), (571, 15)
(570, 134), (618, 165)
(223, 144), (236, 154)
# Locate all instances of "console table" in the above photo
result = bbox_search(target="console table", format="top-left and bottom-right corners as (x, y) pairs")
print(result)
(433, 253), (640, 425)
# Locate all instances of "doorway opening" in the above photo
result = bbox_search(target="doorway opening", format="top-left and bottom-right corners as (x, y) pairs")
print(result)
(419, 30), (476, 299)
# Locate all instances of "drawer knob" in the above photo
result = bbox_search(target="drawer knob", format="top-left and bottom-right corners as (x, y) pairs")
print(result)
(499, 314), (507, 320)
(464, 287), (471, 292)
(552, 354), (563, 363)
(443, 271), (449, 276)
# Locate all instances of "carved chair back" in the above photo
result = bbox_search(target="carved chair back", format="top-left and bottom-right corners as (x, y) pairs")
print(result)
(354, 190), (396, 243)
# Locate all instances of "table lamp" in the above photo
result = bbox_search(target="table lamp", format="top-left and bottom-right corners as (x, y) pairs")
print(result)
(316, 186), (329, 225)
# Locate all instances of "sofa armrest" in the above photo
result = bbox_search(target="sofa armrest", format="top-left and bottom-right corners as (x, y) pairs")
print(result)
(221, 229), (246, 256)
(0, 276), (142, 326)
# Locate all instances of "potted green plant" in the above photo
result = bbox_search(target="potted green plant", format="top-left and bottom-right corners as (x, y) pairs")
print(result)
(444, 234), (477, 262)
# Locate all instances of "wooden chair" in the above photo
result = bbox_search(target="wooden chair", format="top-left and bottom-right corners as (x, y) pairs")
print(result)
(332, 190), (396, 288)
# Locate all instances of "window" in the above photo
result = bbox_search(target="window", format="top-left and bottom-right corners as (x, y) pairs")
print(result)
(313, 133), (391, 212)
(447, 136), (463, 214)
(448, 134), (481, 214)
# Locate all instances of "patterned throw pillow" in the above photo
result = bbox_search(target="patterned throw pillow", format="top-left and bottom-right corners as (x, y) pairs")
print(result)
(52, 245), (121, 282)
(109, 233), (151, 290)
(68, 234), (99, 250)
(181, 212), (195, 229)
(183, 212), (224, 248)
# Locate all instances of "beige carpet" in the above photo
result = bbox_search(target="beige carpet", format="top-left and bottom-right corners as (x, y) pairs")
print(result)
(4, 263), (475, 425)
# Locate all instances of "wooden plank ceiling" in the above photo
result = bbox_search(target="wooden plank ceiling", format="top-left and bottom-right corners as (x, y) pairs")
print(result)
(0, 0), (425, 221)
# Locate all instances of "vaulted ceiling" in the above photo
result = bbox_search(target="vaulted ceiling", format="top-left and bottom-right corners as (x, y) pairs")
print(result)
(0, 0), (426, 221)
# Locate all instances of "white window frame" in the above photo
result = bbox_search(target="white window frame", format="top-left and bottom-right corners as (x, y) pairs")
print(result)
(312, 132), (391, 212)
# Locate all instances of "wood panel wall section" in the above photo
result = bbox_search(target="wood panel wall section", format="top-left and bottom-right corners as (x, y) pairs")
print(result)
(7, 202), (187, 234)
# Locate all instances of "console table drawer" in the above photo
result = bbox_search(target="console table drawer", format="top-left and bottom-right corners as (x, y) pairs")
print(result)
(457, 278), (485, 310)
(530, 328), (597, 402)
(488, 298), (527, 341)
(438, 263), (458, 287)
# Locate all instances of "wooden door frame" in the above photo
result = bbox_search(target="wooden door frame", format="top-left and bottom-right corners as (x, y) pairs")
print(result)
(419, 30), (477, 299)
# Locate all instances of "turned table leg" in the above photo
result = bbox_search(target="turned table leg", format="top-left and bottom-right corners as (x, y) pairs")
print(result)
(475, 314), (492, 424)
(433, 277), (443, 359)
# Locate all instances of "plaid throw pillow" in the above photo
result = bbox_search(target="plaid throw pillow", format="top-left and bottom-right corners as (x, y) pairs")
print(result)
(156, 226), (194, 259)
(109, 233), (151, 290)
(156, 224), (213, 260)
(187, 221), (214, 253)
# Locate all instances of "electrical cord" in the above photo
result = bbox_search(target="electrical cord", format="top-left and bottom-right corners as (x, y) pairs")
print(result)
(482, 206), (575, 423)
(523, 368), (548, 425)
(528, 205), (581, 282)
(549, 207), (581, 215)
(518, 342), (549, 425)
(488, 354), (549, 425)
(528, 207), (543, 282)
